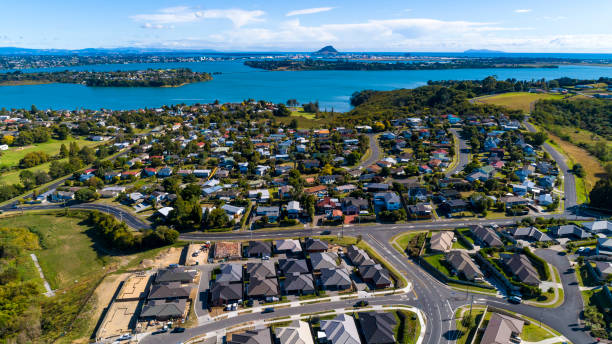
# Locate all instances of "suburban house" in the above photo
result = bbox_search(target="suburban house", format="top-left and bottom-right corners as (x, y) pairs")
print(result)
(303, 238), (329, 253)
(310, 252), (339, 271)
(246, 277), (279, 299)
(470, 225), (503, 247)
(347, 246), (375, 266)
(256, 206), (280, 222)
(210, 282), (243, 306)
(155, 267), (197, 284)
(507, 227), (553, 242)
(278, 259), (310, 275)
(319, 268), (352, 290)
(480, 313), (524, 344)
(140, 299), (186, 321)
(373, 192), (402, 211)
(341, 197), (369, 215)
(246, 262), (276, 280)
(216, 264), (243, 283)
(430, 231), (455, 253)
(320, 314), (361, 344)
(282, 273), (315, 295)
(594, 261), (612, 282)
(228, 329), (272, 344)
(584, 220), (612, 234)
(275, 239), (303, 255)
(245, 241), (272, 258)
(407, 203), (432, 219)
(549, 225), (591, 239)
(501, 254), (541, 286)
(274, 321), (314, 344)
(445, 250), (483, 281)
(358, 312), (397, 344)
(596, 238), (612, 256)
(358, 264), (392, 288)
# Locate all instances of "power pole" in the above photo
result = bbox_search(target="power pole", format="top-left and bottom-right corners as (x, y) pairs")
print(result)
(469, 294), (474, 319)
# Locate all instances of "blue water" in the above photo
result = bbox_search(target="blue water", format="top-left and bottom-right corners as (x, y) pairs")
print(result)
(1, 61), (611, 112)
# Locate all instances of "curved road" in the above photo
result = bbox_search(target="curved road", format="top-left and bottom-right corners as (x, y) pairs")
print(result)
(445, 128), (469, 177)
(357, 133), (381, 169)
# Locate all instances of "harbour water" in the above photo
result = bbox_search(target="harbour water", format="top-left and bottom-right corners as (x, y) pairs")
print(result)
(1, 61), (611, 111)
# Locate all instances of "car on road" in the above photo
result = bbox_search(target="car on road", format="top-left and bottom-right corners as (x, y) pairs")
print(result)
(354, 300), (369, 307)
(508, 295), (522, 304)
(172, 327), (185, 333)
(321, 230), (331, 235)
(262, 307), (275, 313)
(153, 328), (168, 335)
(117, 334), (132, 341)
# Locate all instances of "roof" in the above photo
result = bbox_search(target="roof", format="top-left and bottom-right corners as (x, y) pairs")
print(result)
(481, 313), (524, 344)
(148, 282), (192, 300)
(274, 320), (314, 344)
(583, 220), (612, 233)
(319, 268), (351, 289)
(210, 281), (242, 302)
(275, 239), (303, 253)
(140, 299), (186, 319)
(430, 231), (454, 252)
(471, 225), (503, 247)
(304, 238), (329, 252)
(445, 250), (483, 280)
(320, 314), (361, 344)
(246, 241), (272, 256)
(358, 312), (397, 344)
(279, 259), (310, 275)
(283, 273), (315, 293)
(228, 328), (272, 344)
(358, 264), (392, 286)
(310, 252), (338, 271)
(508, 227), (553, 242)
(504, 254), (540, 285)
(155, 267), (197, 283)
(247, 277), (279, 297)
(217, 264), (243, 283)
(346, 245), (375, 266)
(246, 262), (276, 279)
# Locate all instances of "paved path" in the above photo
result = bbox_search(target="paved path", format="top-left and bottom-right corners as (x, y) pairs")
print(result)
(30, 253), (54, 297)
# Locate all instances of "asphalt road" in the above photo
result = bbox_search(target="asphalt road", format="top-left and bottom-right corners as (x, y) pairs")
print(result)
(357, 133), (381, 169)
(445, 128), (469, 177)
(524, 122), (577, 210)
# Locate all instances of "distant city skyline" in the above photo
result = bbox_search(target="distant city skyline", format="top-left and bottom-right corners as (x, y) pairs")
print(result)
(2, 0), (612, 52)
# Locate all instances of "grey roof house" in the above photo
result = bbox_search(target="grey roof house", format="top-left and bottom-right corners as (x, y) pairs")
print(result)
(283, 272), (315, 295)
(358, 312), (397, 344)
(319, 268), (352, 290)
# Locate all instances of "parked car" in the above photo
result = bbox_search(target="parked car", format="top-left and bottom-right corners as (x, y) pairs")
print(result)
(262, 307), (275, 313)
(118, 334), (132, 341)
(172, 327), (185, 333)
(508, 295), (522, 304)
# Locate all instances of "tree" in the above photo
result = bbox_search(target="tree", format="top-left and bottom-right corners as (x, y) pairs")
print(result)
(205, 208), (230, 229)
(2, 134), (14, 145)
(75, 187), (99, 202)
(19, 170), (36, 189)
(59, 144), (68, 158)
(273, 104), (291, 117)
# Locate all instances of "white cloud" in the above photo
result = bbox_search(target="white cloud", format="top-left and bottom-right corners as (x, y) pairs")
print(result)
(200, 9), (265, 28)
(131, 7), (265, 28)
(141, 23), (175, 29)
(286, 7), (334, 17)
(514, 9), (532, 13)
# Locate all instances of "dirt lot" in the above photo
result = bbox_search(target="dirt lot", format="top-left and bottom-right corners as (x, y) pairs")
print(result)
(96, 300), (140, 340)
(186, 244), (210, 266)
(139, 247), (183, 269)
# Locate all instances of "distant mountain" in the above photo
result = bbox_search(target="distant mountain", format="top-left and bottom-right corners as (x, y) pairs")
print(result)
(463, 49), (506, 54)
(0, 46), (219, 55)
(314, 45), (339, 55)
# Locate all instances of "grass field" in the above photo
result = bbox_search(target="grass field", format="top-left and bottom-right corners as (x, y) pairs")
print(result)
(546, 131), (605, 198)
(290, 108), (316, 119)
(0, 137), (93, 167)
(0, 137), (100, 185)
(0, 213), (112, 290)
(472, 92), (566, 113)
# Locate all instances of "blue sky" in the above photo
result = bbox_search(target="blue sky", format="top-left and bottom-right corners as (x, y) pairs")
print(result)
(2, 0), (612, 52)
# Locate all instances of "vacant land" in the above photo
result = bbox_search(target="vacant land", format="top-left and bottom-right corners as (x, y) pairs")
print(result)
(546, 131), (605, 197)
(473, 92), (566, 113)
(0, 212), (112, 290)
(0, 137), (100, 185)
(0, 137), (94, 168)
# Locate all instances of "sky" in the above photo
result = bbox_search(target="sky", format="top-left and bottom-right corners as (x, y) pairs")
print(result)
(2, 0), (612, 52)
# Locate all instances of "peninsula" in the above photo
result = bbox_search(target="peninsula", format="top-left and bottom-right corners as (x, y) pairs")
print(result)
(0, 68), (212, 87)
(244, 58), (559, 71)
